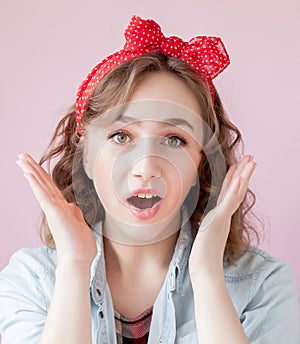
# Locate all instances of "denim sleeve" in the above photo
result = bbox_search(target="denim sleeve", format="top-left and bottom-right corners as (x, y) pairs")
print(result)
(241, 260), (300, 344)
(0, 249), (48, 344)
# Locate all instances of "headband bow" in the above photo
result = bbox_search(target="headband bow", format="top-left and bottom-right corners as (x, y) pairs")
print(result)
(76, 15), (230, 135)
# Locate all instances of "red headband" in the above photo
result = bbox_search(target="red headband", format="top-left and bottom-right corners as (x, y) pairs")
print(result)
(75, 15), (230, 136)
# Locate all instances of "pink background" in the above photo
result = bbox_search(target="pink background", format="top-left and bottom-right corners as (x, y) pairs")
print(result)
(0, 0), (299, 338)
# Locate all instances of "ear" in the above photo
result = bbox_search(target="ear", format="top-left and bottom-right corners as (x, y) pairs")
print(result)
(83, 155), (93, 180)
(191, 175), (198, 187)
(192, 154), (202, 187)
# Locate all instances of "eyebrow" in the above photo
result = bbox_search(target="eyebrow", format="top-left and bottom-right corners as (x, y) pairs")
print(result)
(116, 115), (195, 131)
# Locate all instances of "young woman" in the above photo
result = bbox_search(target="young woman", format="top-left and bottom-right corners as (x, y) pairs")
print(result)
(1, 15), (299, 344)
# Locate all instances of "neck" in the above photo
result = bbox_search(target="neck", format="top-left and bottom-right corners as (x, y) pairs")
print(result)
(103, 213), (181, 276)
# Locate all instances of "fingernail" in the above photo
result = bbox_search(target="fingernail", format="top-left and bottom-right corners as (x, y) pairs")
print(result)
(250, 155), (254, 161)
(16, 160), (22, 168)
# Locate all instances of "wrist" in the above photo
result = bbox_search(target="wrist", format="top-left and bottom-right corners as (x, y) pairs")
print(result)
(190, 259), (224, 277)
(56, 252), (94, 269)
(190, 265), (224, 286)
(56, 261), (92, 280)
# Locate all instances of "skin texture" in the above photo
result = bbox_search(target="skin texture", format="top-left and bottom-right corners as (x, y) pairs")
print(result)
(16, 71), (256, 343)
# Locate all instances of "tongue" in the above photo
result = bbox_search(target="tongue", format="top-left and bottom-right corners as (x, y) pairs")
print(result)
(128, 196), (157, 210)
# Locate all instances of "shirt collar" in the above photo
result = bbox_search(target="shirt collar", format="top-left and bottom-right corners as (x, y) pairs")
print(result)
(167, 206), (195, 295)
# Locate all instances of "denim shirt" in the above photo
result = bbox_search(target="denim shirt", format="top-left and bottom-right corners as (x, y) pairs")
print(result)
(0, 216), (299, 343)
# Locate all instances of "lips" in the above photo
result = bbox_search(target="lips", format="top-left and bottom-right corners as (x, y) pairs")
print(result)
(127, 189), (162, 210)
(127, 195), (161, 209)
(125, 188), (164, 220)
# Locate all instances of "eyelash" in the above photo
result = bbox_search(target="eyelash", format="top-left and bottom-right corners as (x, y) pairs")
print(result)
(106, 129), (188, 148)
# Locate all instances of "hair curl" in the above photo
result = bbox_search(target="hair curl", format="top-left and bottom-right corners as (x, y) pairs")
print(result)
(38, 51), (263, 266)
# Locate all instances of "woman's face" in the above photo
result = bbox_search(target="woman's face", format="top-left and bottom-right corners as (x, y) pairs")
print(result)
(83, 71), (203, 242)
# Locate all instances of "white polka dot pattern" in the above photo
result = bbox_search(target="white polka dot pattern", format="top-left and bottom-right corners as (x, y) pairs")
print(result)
(75, 15), (230, 135)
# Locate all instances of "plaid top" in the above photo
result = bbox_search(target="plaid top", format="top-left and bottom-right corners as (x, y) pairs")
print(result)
(115, 305), (153, 344)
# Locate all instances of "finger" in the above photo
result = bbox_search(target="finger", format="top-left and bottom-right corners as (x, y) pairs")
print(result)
(22, 171), (60, 213)
(223, 161), (257, 208)
(227, 155), (253, 191)
(16, 161), (61, 210)
(238, 162), (257, 198)
(223, 155), (253, 194)
(17, 153), (53, 185)
(216, 163), (237, 206)
(224, 174), (243, 200)
(233, 155), (253, 179)
(17, 153), (64, 201)
(23, 172), (70, 243)
(17, 157), (58, 202)
(216, 154), (252, 206)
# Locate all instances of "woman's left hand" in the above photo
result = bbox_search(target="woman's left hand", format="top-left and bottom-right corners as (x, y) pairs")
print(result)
(188, 155), (257, 278)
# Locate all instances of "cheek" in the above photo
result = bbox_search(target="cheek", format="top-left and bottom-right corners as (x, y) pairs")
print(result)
(174, 165), (197, 193)
(92, 153), (115, 201)
(93, 150), (129, 201)
(169, 150), (200, 181)
(164, 151), (200, 205)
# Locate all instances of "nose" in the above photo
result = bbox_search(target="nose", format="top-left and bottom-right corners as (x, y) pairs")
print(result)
(130, 155), (162, 182)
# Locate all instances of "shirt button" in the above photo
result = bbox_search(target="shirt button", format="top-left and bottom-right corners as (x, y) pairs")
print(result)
(96, 288), (102, 297)
(99, 311), (104, 319)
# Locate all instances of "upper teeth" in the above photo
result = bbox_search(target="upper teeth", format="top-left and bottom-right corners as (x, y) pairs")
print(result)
(137, 193), (156, 199)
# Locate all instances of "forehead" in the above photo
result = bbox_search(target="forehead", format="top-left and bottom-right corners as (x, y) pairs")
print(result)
(122, 99), (202, 141)
(127, 71), (202, 116)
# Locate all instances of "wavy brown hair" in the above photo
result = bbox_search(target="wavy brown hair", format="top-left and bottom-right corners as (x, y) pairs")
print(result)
(38, 51), (263, 266)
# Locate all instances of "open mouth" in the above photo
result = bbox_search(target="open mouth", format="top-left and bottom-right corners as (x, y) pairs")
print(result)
(127, 194), (162, 210)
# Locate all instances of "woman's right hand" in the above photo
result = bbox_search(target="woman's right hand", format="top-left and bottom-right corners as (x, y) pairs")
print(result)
(16, 153), (97, 267)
